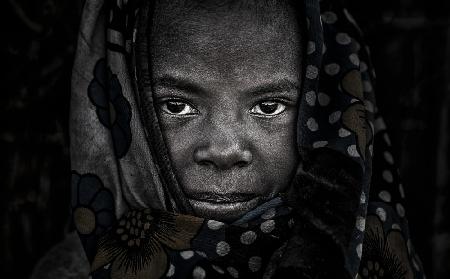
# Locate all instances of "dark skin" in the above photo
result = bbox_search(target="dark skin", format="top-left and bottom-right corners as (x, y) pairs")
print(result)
(150, 1), (301, 222)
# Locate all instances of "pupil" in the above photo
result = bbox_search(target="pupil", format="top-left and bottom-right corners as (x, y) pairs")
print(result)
(167, 101), (185, 113)
(260, 102), (278, 114)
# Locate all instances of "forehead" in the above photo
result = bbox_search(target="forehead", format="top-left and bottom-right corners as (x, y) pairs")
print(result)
(150, 0), (301, 85)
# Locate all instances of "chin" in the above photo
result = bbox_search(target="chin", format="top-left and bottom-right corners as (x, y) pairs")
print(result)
(188, 196), (263, 223)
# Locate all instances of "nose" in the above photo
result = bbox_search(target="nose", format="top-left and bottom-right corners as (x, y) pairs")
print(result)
(194, 124), (253, 170)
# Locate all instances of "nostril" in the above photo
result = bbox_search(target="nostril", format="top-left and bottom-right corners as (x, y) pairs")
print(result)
(198, 160), (214, 167)
(194, 146), (253, 170)
(236, 161), (248, 168)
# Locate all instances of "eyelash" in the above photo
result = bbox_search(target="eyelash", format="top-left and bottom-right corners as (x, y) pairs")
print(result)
(159, 98), (199, 116)
(249, 98), (289, 118)
(158, 98), (290, 117)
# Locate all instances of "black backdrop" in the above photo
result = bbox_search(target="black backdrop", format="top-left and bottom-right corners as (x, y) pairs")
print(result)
(1, 0), (449, 278)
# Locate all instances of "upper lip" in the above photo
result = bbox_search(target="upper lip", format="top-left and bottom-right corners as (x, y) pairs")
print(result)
(187, 192), (258, 203)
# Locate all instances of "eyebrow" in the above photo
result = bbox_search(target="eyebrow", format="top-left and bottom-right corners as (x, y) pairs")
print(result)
(153, 75), (300, 96)
(153, 75), (206, 95)
(245, 79), (300, 96)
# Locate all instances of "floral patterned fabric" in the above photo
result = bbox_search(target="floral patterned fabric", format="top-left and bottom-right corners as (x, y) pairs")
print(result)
(70, 0), (426, 278)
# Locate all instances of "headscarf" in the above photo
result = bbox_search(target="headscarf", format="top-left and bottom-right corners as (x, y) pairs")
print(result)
(70, 0), (426, 278)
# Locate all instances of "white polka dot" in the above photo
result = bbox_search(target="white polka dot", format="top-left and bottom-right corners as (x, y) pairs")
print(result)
(396, 203), (405, 217)
(212, 265), (225, 274)
(383, 151), (394, 164)
(360, 192), (366, 204)
(306, 65), (319, 79)
(347, 145), (360, 157)
(336, 33), (351, 45)
(407, 239), (413, 254)
(248, 256), (262, 272)
(364, 100), (374, 113)
(318, 92), (330, 106)
(193, 266), (206, 279)
(413, 257), (421, 271)
(399, 184), (405, 198)
(376, 207), (387, 222)
(356, 243), (363, 259)
(260, 220), (275, 233)
(369, 120), (375, 135)
(306, 118), (319, 131)
(307, 41), (316, 55)
(227, 267), (239, 278)
(382, 170), (394, 183)
(363, 81), (373, 92)
(329, 111), (341, 124)
(167, 264), (175, 277)
(349, 53), (360, 66)
(383, 133), (392, 146)
(313, 141), (328, 148)
(324, 63), (340, 76)
(356, 216), (365, 232)
(354, 41), (361, 52)
(378, 190), (392, 202)
(339, 128), (351, 137)
(195, 251), (207, 258)
(305, 91), (316, 106)
(240, 231), (257, 245)
(216, 241), (230, 256)
(343, 8), (357, 25)
(392, 224), (401, 230)
(261, 208), (276, 219)
(207, 220), (224, 230)
(180, 250), (194, 260)
(321, 11), (338, 24)
(360, 62), (368, 72)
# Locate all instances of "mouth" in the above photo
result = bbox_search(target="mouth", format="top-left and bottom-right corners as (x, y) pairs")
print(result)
(188, 192), (258, 204)
(186, 193), (262, 222)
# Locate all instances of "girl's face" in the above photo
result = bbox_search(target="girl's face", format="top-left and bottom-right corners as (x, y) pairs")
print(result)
(150, 1), (301, 222)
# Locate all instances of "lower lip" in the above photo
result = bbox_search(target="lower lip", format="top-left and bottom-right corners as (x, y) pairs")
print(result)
(188, 197), (261, 222)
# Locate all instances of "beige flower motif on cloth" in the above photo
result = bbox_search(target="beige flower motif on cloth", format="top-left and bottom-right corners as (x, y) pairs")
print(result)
(341, 70), (373, 159)
(358, 215), (414, 279)
(91, 208), (203, 279)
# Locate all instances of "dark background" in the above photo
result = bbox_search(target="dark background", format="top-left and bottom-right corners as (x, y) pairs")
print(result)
(0, 0), (449, 278)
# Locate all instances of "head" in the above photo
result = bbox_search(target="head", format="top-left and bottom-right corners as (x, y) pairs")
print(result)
(149, 0), (301, 222)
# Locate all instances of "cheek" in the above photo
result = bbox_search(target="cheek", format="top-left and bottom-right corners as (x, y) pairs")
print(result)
(159, 117), (200, 169)
(232, 107), (299, 198)
(254, 120), (299, 185)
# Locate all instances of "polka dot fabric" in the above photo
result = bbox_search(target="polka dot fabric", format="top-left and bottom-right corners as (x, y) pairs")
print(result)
(71, 0), (425, 278)
(161, 203), (293, 279)
(298, 1), (378, 275)
(296, 1), (425, 277)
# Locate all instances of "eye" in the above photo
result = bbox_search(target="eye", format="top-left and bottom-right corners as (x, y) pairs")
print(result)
(160, 100), (198, 116)
(250, 101), (286, 117)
